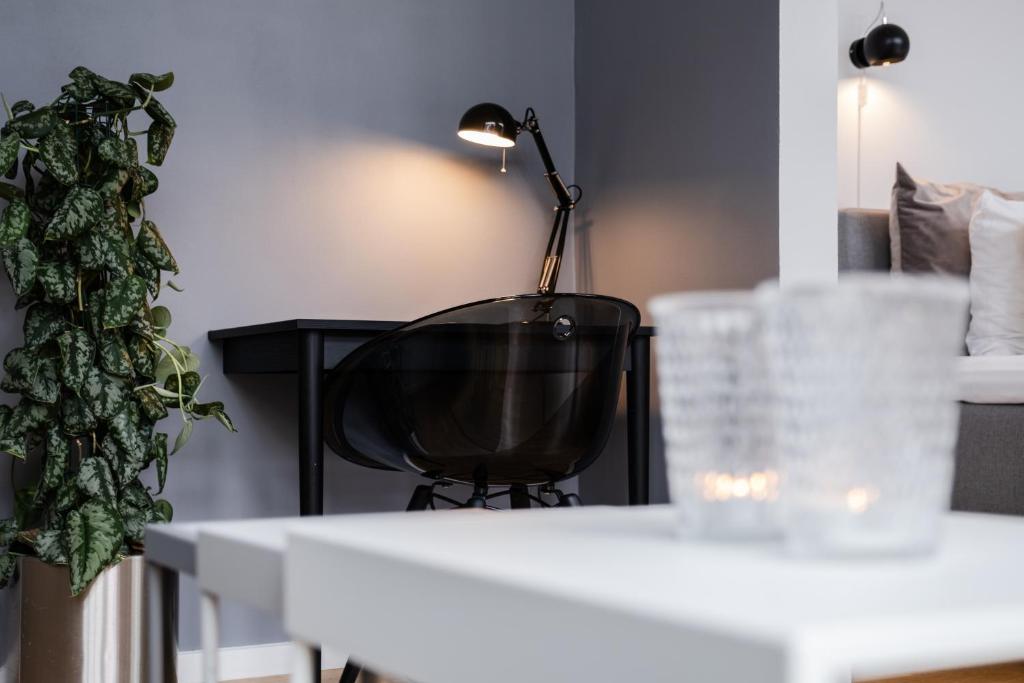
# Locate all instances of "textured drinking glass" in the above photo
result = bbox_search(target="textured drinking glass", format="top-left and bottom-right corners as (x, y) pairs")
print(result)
(650, 292), (780, 539)
(758, 275), (969, 557)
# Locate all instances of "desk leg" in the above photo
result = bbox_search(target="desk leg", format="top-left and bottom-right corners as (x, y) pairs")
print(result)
(297, 331), (325, 675)
(626, 336), (651, 506)
(200, 591), (220, 683)
(298, 330), (325, 517)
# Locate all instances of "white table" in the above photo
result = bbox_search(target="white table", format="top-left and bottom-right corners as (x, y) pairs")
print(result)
(145, 523), (204, 683)
(283, 506), (1024, 683)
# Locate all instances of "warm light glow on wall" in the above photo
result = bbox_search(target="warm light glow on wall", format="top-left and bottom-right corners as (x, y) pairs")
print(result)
(223, 133), (549, 321)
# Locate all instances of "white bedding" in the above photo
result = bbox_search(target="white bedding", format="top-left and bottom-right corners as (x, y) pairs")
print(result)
(956, 355), (1024, 404)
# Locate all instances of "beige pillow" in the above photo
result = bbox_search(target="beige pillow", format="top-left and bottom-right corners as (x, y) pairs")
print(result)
(889, 163), (1024, 274)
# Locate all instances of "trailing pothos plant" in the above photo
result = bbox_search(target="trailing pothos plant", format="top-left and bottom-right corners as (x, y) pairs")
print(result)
(0, 67), (235, 595)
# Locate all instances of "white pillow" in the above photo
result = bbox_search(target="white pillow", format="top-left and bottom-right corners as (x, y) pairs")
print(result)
(966, 191), (1024, 355)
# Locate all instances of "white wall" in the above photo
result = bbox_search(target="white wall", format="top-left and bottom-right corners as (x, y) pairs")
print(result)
(838, 0), (1024, 209)
(0, 0), (575, 655)
(779, 0), (839, 284)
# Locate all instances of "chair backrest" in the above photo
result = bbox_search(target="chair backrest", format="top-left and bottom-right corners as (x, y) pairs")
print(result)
(324, 294), (640, 487)
(838, 208), (890, 271)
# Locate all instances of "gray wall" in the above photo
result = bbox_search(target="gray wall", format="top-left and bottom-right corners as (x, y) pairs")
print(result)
(0, 0), (575, 653)
(573, 0), (781, 504)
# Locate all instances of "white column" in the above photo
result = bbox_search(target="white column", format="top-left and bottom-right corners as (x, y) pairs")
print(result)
(779, 0), (839, 284)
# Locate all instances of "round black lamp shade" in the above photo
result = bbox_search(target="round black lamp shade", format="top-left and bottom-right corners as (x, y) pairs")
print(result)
(457, 102), (519, 148)
(850, 23), (910, 68)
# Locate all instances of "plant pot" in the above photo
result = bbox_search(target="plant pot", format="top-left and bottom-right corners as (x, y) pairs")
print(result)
(15, 555), (178, 683)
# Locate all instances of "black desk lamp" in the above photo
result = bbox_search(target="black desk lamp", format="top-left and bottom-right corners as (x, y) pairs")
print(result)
(458, 103), (581, 295)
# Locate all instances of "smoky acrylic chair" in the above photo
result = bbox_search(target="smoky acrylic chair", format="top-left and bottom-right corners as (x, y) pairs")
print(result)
(323, 293), (640, 511)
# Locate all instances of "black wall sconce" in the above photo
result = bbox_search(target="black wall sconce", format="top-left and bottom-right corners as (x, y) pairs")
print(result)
(458, 103), (580, 295)
(849, 1), (910, 68)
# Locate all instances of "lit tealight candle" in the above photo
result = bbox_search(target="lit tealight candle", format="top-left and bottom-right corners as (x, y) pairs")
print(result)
(845, 486), (880, 514)
(697, 470), (780, 502)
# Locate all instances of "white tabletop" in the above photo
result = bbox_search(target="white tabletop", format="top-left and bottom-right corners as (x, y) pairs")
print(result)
(196, 516), (348, 615)
(282, 505), (1024, 683)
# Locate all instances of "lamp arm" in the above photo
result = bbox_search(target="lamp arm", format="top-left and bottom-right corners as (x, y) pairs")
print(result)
(520, 109), (579, 295)
(522, 110), (573, 209)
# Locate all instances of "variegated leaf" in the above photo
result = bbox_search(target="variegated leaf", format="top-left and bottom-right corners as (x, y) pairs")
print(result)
(144, 97), (175, 128)
(136, 167), (158, 197)
(150, 433), (169, 493)
(43, 425), (69, 492)
(76, 227), (132, 277)
(137, 220), (178, 273)
(133, 254), (160, 298)
(10, 107), (57, 138)
(56, 328), (95, 391)
(99, 330), (134, 377)
(92, 76), (136, 106)
(0, 399), (51, 458)
(2, 237), (39, 296)
(78, 456), (116, 500)
(97, 137), (135, 169)
(0, 133), (21, 174)
(129, 71), (174, 92)
(45, 186), (103, 241)
(66, 499), (123, 595)
(34, 528), (67, 564)
(81, 367), (128, 421)
(102, 431), (142, 489)
(9, 100), (33, 116)
(86, 289), (104, 336)
(147, 121), (174, 166)
(24, 303), (67, 346)
(164, 370), (201, 399)
(37, 261), (77, 303)
(192, 401), (237, 433)
(98, 168), (130, 198)
(40, 121), (79, 186)
(61, 394), (96, 434)
(2, 347), (59, 403)
(120, 498), (153, 543)
(55, 478), (79, 513)
(102, 276), (147, 328)
(109, 401), (146, 462)
(67, 67), (98, 99)
(152, 499), (173, 523)
(0, 199), (30, 247)
(137, 386), (168, 422)
(126, 334), (156, 379)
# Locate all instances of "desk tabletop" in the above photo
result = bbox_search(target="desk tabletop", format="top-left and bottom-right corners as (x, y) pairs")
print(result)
(208, 318), (655, 340)
(282, 506), (1024, 683)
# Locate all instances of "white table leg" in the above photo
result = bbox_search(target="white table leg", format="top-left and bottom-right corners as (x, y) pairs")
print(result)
(292, 641), (319, 683)
(200, 590), (220, 683)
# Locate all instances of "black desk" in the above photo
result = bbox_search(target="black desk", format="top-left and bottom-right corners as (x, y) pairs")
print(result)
(208, 319), (654, 514)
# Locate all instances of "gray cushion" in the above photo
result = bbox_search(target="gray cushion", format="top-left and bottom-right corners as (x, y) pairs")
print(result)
(891, 162), (1024, 275)
(838, 208), (889, 271)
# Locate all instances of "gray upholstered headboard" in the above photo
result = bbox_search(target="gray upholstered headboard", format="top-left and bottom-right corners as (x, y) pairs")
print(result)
(838, 208), (889, 272)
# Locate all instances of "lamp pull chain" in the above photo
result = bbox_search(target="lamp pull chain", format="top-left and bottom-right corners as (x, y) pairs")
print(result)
(500, 148), (507, 174)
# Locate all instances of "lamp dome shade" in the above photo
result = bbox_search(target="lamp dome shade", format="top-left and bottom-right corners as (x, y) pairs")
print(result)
(457, 103), (519, 148)
(849, 23), (910, 68)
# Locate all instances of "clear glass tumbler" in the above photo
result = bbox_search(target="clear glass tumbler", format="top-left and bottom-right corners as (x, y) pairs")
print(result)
(650, 292), (780, 539)
(758, 274), (969, 557)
